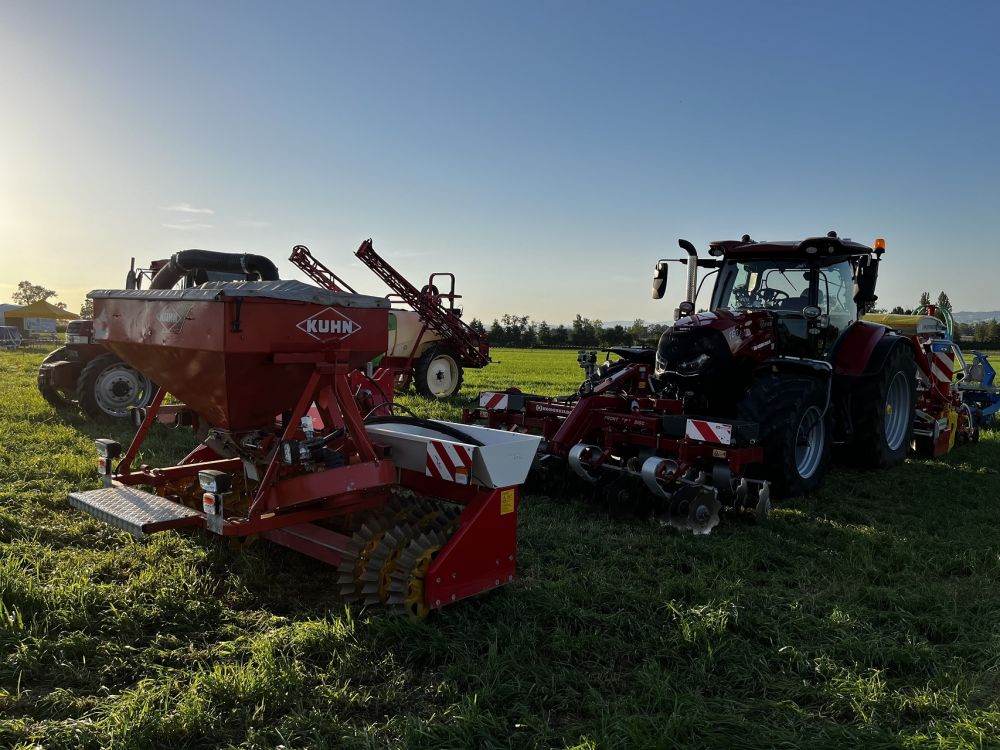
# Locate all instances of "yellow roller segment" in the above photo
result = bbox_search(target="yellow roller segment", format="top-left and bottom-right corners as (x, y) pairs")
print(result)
(863, 314), (947, 337)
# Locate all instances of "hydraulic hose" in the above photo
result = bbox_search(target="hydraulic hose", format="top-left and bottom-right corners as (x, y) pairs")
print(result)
(149, 250), (280, 289)
(364, 415), (485, 447)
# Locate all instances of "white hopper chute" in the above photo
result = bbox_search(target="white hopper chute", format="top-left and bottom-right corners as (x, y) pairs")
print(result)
(365, 420), (541, 488)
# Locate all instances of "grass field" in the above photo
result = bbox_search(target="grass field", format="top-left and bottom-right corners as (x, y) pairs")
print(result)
(2, 346), (1000, 749)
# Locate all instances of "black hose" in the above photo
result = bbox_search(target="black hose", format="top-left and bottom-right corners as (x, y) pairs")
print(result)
(149, 250), (280, 289)
(364, 415), (485, 447)
(361, 372), (400, 418)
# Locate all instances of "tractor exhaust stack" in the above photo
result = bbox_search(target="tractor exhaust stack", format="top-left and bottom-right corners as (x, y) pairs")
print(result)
(678, 238), (699, 306)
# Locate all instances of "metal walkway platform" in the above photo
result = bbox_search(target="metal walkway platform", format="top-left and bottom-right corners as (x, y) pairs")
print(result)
(69, 485), (204, 538)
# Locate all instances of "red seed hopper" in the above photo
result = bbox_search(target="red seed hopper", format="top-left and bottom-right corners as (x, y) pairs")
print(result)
(92, 280), (389, 431)
(70, 278), (539, 617)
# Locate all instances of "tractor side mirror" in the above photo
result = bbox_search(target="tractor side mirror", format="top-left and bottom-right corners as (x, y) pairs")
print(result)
(853, 256), (879, 306)
(652, 261), (669, 299)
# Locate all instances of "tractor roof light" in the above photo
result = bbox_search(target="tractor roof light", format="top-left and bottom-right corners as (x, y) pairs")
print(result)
(804, 246), (818, 255)
(874, 238), (886, 251)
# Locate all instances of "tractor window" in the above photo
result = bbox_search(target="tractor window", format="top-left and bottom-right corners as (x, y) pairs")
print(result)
(716, 260), (811, 310)
(815, 259), (855, 341)
(817, 260), (853, 315)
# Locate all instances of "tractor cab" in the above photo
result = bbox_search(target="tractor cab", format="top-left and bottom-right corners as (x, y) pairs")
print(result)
(708, 236), (874, 359)
(653, 232), (884, 366)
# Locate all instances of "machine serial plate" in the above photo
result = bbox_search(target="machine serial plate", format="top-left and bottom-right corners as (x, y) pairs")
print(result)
(69, 485), (203, 538)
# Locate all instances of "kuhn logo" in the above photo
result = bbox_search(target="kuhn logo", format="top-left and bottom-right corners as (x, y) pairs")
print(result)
(297, 307), (361, 342)
(157, 303), (194, 333)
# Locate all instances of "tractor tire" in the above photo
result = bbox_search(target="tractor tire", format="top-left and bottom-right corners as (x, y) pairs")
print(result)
(738, 375), (831, 498)
(77, 353), (156, 419)
(37, 347), (75, 408)
(414, 345), (464, 398)
(847, 345), (917, 468)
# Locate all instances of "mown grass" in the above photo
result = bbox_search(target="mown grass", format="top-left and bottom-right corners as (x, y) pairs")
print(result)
(2, 347), (1000, 749)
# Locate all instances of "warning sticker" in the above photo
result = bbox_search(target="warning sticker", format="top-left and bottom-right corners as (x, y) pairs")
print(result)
(500, 489), (516, 515)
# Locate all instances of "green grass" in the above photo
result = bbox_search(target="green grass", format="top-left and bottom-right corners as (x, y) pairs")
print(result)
(2, 347), (1000, 749)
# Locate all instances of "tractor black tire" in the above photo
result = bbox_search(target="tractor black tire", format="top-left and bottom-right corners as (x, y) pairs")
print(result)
(37, 347), (75, 408)
(77, 353), (157, 419)
(738, 375), (832, 498)
(414, 345), (464, 398)
(846, 345), (917, 469)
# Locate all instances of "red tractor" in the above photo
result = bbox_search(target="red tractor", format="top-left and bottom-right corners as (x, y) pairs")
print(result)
(37, 251), (277, 418)
(465, 233), (918, 532)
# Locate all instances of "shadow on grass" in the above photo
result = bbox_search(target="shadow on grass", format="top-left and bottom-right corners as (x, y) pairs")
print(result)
(5, 347), (1000, 748)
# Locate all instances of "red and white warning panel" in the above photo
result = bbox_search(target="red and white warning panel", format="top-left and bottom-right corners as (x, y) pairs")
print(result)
(929, 348), (956, 385)
(479, 392), (509, 410)
(685, 418), (733, 446)
(426, 440), (474, 485)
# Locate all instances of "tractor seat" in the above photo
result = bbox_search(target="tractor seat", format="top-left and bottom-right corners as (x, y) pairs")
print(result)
(778, 292), (810, 312)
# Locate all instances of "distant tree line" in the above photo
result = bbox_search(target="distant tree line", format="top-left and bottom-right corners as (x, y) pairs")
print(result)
(477, 290), (1000, 349)
(469, 314), (668, 348)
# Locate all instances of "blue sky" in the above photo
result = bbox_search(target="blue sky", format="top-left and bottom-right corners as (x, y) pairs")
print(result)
(1, 1), (998, 323)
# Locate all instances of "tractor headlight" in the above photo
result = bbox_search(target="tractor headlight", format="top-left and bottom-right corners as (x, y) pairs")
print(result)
(677, 353), (711, 374)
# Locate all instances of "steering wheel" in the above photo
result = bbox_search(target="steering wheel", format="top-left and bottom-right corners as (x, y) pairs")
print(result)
(752, 288), (789, 307)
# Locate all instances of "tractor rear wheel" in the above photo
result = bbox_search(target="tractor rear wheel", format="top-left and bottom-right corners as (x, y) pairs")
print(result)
(738, 375), (831, 498)
(414, 345), (464, 398)
(848, 345), (916, 468)
(77, 353), (156, 419)
(37, 347), (76, 408)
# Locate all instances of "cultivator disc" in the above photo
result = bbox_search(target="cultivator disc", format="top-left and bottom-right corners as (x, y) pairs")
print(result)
(335, 495), (461, 617)
(662, 485), (722, 535)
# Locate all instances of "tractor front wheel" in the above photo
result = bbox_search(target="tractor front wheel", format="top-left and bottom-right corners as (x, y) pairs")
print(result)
(739, 375), (831, 498)
(414, 346), (464, 398)
(77, 353), (156, 419)
(848, 345), (916, 468)
(37, 347), (76, 408)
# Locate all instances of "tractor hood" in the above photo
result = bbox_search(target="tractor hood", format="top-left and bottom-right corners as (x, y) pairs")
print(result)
(672, 309), (775, 358)
(655, 310), (775, 378)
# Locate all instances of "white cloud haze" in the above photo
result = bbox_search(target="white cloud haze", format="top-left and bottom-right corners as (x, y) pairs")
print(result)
(160, 203), (215, 215)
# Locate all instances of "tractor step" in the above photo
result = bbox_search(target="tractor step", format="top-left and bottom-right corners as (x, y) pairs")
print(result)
(69, 485), (204, 538)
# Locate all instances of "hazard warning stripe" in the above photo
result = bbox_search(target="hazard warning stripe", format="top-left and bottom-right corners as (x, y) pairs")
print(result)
(684, 419), (733, 446)
(929, 351), (955, 384)
(480, 392), (509, 410)
(425, 440), (474, 485)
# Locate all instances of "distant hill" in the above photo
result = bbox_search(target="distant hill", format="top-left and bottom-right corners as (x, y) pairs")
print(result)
(568, 313), (1000, 327)
(952, 311), (1000, 324)
(595, 320), (673, 328)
